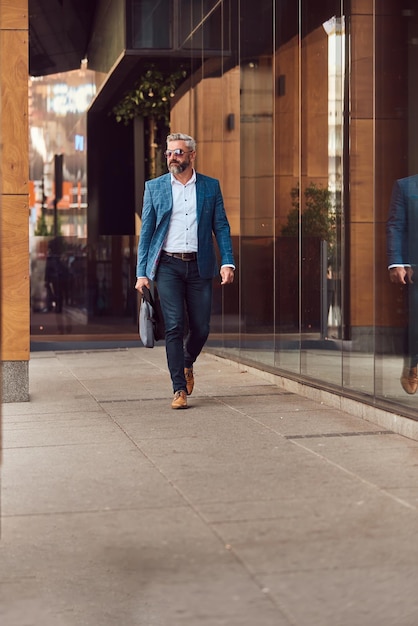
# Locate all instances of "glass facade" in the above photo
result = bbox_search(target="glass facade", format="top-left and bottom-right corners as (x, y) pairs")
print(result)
(29, 70), (138, 340)
(29, 70), (94, 337)
(28, 0), (418, 420)
(130, 0), (172, 49)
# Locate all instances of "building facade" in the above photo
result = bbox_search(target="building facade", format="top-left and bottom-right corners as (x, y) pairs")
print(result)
(2, 0), (418, 424)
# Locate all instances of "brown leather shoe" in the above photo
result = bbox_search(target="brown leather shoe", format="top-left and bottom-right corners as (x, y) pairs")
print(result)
(400, 366), (418, 394)
(171, 390), (188, 409)
(184, 367), (194, 396)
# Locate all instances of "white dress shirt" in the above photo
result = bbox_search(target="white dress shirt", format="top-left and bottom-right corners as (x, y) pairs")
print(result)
(163, 171), (197, 253)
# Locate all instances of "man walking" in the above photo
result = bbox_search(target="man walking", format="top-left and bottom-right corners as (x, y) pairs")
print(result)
(135, 133), (235, 408)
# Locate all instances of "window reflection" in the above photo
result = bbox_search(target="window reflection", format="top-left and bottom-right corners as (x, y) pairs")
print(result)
(323, 15), (344, 341)
(375, 3), (418, 415)
(29, 70), (138, 341)
(179, 0), (227, 51)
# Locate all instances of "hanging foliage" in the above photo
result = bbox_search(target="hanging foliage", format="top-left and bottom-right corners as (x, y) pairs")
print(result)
(111, 66), (187, 126)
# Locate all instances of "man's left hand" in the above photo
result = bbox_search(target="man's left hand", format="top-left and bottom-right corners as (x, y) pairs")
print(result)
(220, 266), (235, 285)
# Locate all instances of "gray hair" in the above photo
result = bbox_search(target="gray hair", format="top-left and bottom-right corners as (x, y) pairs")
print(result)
(166, 133), (196, 151)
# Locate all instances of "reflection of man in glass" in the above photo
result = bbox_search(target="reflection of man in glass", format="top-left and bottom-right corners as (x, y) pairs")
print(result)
(45, 237), (68, 314)
(387, 175), (418, 394)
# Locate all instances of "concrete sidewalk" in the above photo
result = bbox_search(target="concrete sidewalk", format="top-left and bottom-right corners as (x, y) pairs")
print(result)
(2, 346), (418, 626)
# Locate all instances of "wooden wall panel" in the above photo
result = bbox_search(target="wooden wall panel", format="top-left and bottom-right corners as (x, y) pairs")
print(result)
(375, 14), (406, 121)
(240, 58), (274, 182)
(195, 77), (224, 141)
(0, 0), (29, 364)
(350, 222), (374, 326)
(170, 89), (195, 138)
(350, 5), (374, 330)
(1, 30), (28, 194)
(350, 119), (373, 223)
(375, 118), (407, 222)
(351, 15), (373, 119)
(240, 57), (274, 236)
(0, 0), (27, 29)
(275, 38), (299, 179)
(275, 36), (298, 231)
(0, 195), (29, 360)
(301, 28), (328, 178)
(351, 0), (373, 13)
(219, 68), (240, 235)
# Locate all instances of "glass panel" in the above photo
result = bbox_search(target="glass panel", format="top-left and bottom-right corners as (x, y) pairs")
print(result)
(178, 0), (229, 53)
(341, 1), (375, 398)
(130, 0), (171, 49)
(375, 2), (418, 414)
(297, 0), (345, 387)
(29, 71), (139, 343)
(239, 0), (275, 368)
(30, 71), (89, 339)
(274, 0), (300, 374)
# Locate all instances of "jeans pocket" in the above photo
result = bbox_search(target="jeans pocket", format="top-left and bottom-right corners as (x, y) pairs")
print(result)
(159, 253), (171, 266)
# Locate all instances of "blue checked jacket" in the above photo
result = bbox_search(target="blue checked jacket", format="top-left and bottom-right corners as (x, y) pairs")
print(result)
(136, 172), (235, 280)
(387, 175), (418, 268)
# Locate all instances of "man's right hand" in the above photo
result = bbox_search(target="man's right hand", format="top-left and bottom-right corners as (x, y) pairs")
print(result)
(135, 277), (150, 294)
(389, 266), (414, 284)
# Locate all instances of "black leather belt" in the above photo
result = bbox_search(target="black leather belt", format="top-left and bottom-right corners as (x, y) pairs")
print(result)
(163, 251), (197, 261)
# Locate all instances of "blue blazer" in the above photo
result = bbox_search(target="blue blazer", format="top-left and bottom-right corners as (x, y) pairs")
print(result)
(387, 175), (418, 267)
(136, 172), (235, 280)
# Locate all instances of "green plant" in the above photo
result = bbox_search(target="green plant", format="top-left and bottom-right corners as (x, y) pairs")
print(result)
(34, 213), (63, 237)
(111, 66), (187, 126)
(281, 182), (335, 242)
(110, 65), (187, 179)
(34, 214), (52, 236)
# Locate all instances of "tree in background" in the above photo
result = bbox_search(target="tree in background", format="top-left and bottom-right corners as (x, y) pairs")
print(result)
(111, 65), (187, 179)
(34, 213), (62, 237)
(34, 213), (51, 236)
(281, 182), (335, 242)
(281, 182), (338, 263)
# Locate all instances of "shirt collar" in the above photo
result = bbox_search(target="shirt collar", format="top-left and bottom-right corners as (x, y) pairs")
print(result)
(170, 169), (196, 186)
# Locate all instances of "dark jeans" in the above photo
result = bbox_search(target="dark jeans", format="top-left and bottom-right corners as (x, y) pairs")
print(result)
(156, 254), (213, 392)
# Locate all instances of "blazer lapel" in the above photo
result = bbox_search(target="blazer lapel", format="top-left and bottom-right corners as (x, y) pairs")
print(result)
(160, 174), (173, 204)
(196, 173), (205, 221)
(155, 175), (173, 220)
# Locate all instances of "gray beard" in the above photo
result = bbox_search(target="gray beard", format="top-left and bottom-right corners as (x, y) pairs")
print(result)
(168, 161), (188, 174)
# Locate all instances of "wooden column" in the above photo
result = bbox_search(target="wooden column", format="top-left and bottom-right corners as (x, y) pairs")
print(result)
(0, 0), (29, 402)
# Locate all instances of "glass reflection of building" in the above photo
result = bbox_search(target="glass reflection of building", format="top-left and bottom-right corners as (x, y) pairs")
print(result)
(28, 0), (418, 422)
(30, 69), (94, 335)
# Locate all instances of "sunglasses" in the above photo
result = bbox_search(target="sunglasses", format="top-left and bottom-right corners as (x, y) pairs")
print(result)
(164, 149), (193, 158)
